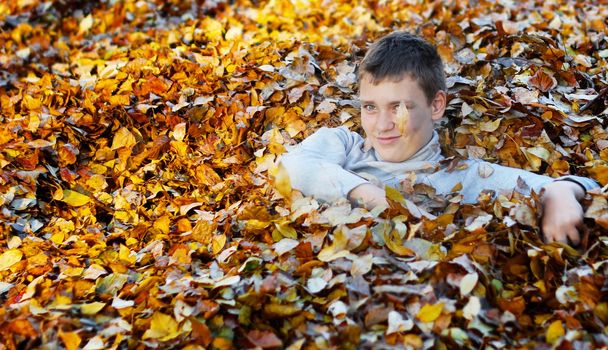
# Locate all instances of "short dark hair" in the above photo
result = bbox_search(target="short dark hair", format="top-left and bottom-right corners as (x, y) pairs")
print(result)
(359, 31), (447, 103)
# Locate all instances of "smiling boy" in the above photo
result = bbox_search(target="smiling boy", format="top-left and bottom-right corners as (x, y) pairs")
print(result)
(280, 31), (599, 244)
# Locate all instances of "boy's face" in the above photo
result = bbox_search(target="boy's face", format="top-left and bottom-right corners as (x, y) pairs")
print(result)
(359, 74), (446, 162)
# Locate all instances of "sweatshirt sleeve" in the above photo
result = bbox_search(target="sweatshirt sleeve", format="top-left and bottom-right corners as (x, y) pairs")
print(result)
(554, 174), (599, 192)
(279, 127), (370, 202)
(424, 159), (600, 203)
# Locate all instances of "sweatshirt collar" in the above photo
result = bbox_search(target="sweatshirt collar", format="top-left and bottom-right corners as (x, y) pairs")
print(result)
(406, 131), (444, 162)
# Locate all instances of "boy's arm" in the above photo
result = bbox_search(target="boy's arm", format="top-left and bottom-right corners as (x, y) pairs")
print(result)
(348, 183), (388, 208)
(436, 160), (599, 244)
(279, 127), (370, 202)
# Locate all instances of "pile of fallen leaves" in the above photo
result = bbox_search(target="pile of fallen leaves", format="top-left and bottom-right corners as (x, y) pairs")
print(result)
(1, 0), (607, 348)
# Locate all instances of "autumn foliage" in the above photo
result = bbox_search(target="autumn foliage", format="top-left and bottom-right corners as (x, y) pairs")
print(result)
(1, 0), (608, 349)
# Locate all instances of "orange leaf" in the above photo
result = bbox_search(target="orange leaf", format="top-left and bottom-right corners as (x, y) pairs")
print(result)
(497, 296), (526, 316)
(8, 319), (38, 337)
(59, 331), (82, 350)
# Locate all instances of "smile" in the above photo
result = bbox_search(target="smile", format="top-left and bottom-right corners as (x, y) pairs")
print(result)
(376, 136), (401, 145)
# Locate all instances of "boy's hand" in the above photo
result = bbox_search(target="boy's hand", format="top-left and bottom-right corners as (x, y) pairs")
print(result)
(541, 181), (586, 245)
(348, 183), (388, 209)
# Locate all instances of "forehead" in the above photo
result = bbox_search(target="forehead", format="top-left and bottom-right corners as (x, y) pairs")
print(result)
(358, 74), (425, 103)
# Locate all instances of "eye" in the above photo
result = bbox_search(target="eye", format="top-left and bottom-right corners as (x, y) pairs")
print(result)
(362, 104), (376, 112)
(392, 103), (413, 112)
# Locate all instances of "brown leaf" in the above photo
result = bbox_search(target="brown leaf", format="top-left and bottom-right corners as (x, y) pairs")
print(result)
(246, 330), (283, 349)
(529, 70), (557, 92)
(497, 296), (526, 316)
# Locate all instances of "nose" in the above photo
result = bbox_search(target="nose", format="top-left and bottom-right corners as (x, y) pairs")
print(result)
(376, 109), (395, 132)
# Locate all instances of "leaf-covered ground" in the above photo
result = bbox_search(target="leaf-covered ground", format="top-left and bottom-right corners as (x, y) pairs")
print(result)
(1, 0), (608, 349)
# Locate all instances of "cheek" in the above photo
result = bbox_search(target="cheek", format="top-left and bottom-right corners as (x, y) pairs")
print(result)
(408, 111), (430, 132)
(360, 114), (375, 133)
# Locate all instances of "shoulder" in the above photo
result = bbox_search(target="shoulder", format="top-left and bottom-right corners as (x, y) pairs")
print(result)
(300, 126), (364, 148)
(311, 126), (362, 140)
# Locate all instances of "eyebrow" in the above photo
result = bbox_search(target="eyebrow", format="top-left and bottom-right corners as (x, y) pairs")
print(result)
(359, 99), (414, 105)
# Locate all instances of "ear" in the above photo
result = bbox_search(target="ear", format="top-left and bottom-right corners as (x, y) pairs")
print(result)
(430, 91), (447, 121)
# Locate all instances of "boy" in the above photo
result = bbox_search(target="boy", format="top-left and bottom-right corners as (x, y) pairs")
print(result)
(280, 31), (599, 245)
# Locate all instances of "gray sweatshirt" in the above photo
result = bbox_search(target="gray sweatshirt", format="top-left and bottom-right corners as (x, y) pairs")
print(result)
(280, 127), (599, 203)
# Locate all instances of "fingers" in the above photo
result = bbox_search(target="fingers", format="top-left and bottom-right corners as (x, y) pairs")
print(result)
(566, 226), (581, 245)
(541, 196), (584, 246)
(542, 218), (582, 245)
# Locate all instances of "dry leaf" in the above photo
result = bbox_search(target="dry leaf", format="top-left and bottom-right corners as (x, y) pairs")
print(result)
(460, 272), (479, 296)
(142, 312), (180, 341)
(60, 190), (91, 207)
(463, 296), (481, 320)
(59, 331), (82, 350)
(396, 101), (410, 135)
(0, 249), (23, 271)
(546, 320), (565, 344)
(416, 302), (444, 323)
(386, 311), (414, 334)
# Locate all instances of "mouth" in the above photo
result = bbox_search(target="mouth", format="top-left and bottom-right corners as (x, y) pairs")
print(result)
(375, 135), (401, 145)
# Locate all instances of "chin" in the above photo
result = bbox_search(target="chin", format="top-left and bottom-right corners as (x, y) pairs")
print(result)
(378, 152), (405, 163)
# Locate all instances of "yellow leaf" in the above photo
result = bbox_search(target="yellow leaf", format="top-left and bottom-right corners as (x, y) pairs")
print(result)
(479, 118), (502, 132)
(0, 249), (23, 271)
(192, 220), (216, 244)
(587, 164), (608, 186)
(80, 302), (106, 315)
(61, 267), (84, 277)
(416, 302), (444, 323)
(212, 234), (226, 255)
(85, 174), (108, 190)
(383, 231), (415, 257)
(59, 331), (81, 350)
(274, 222), (298, 239)
(318, 228), (350, 262)
(108, 94), (130, 106)
(264, 303), (302, 317)
(385, 186), (405, 204)
(526, 146), (551, 162)
(60, 190), (91, 207)
(119, 245), (136, 265)
(142, 312), (180, 341)
(450, 182), (463, 192)
(202, 18), (224, 41)
(22, 95), (42, 110)
(245, 219), (270, 230)
(51, 231), (66, 245)
(170, 140), (188, 157)
(79, 14), (94, 34)
(177, 218), (192, 232)
(111, 127), (136, 150)
(396, 101), (409, 135)
(154, 215), (171, 234)
(270, 163), (292, 198)
(53, 187), (64, 201)
(546, 320), (565, 344)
